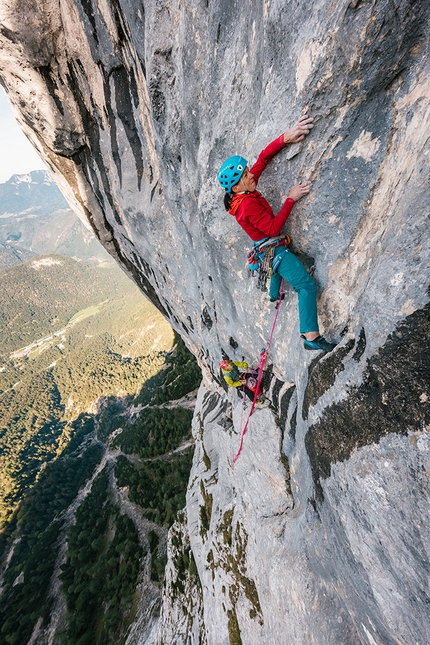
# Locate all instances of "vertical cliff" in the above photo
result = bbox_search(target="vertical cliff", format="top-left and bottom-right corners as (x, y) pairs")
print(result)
(1, 0), (429, 643)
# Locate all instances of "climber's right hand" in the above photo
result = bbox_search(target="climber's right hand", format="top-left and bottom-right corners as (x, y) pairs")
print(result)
(288, 181), (312, 202)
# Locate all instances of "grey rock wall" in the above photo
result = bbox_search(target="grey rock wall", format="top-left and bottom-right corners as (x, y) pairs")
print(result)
(1, 0), (429, 643)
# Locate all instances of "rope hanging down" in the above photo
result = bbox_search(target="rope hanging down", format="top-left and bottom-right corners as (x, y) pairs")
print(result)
(232, 279), (285, 466)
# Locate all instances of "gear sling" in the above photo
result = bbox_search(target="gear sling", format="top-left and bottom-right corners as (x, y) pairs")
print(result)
(246, 234), (291, 291)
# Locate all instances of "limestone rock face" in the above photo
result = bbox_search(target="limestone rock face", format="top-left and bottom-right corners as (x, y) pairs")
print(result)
(1, 1), (429, 643)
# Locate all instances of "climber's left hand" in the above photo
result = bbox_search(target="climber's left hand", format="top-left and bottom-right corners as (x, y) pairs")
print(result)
(284, 115), (314, 144)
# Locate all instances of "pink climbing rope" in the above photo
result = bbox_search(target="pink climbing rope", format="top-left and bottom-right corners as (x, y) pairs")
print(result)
(232, 280), (284, 466)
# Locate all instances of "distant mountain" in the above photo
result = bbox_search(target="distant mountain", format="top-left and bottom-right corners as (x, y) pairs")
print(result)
(0, 243), (35, 266)
(0, 170), (67, 216)
(0, 170), (110, 268)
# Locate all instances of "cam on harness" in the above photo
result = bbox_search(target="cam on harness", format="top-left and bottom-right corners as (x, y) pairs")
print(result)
(246, 234), (291, 291)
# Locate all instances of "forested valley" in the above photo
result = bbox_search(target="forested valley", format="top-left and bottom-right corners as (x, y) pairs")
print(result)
(0, 254), (202, 645)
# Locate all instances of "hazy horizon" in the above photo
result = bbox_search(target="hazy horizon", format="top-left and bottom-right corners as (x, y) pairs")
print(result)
(0, 85), (47, 183)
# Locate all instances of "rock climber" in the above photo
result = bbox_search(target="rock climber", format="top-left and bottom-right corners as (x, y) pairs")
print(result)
(217, 115), (336, 352)
(220, 359), (262, 403)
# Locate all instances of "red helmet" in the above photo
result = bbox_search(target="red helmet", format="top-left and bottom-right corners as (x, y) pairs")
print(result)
(220, 360), (231, 370)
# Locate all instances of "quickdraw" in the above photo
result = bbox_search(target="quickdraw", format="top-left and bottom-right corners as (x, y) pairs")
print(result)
(247, 235), (291, 292)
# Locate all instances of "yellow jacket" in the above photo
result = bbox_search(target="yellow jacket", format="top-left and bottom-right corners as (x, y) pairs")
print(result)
(221, 361), (249, 388)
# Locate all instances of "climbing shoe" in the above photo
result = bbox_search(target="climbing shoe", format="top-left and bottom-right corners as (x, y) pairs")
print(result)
(301, 335), (337, 352)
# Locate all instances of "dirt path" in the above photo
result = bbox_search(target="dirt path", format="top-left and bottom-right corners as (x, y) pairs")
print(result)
(13, 391), (196, 645)
(110, 468), (164, 645)
(32, 432), (111, 645)
(128, 389), (199, 419)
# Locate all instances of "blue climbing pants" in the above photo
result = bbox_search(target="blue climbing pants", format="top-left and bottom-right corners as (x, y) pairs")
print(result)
(269, 248), (318, 334)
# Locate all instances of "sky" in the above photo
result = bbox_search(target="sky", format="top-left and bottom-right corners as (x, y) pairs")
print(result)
(0, 85), (47, 183)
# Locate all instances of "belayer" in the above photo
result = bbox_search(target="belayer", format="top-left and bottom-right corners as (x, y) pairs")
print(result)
(218, 115), (336, 352)
(220, 359), (263, 403)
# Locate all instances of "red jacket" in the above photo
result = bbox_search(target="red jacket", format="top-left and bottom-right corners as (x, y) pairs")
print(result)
(228, 134), (295, 241)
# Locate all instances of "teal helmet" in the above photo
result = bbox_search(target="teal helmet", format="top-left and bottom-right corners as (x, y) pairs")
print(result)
(217, 155), (248, 192)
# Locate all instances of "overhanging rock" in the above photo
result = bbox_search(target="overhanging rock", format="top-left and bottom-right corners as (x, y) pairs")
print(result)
(1, 1), (429, 643)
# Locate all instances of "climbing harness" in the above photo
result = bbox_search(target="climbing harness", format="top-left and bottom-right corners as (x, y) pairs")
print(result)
(232, 279), (285, 466)
(247, 235), (291, 291)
